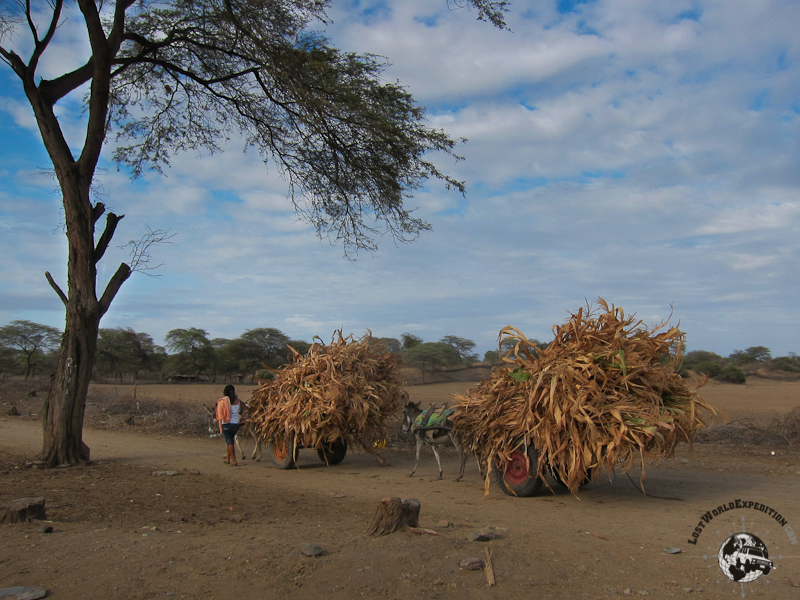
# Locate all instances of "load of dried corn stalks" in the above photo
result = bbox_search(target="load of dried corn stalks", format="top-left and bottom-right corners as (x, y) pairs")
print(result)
(248, 331), (405, 457)
(452, 299), (719, 494)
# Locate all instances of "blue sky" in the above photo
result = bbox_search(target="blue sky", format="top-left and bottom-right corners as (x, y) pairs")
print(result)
(1, 0), (799, 359)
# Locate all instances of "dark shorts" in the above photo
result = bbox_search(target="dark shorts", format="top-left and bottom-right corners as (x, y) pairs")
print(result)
(222, 423), (241, 445)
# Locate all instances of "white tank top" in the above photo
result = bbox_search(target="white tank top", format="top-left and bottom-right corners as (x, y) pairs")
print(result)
(230, 403), (241, 425)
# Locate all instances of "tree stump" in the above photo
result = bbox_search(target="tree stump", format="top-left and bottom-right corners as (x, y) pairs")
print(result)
(2, 497), (47, 524)
(367, 497), (420, 536)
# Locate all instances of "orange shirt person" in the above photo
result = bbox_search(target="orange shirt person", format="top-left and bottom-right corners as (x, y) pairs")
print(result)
(216, 384), (246, 466)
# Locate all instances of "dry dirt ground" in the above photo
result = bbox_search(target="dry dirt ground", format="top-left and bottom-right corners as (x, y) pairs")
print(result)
(1, 379), (799, 600)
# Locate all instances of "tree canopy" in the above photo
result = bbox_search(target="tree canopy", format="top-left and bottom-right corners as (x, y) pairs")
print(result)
(0, 320), (62, 379)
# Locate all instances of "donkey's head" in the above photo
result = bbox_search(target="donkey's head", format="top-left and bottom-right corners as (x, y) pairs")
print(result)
(400, 401), (422, 434)
(204, 404), (219, 436)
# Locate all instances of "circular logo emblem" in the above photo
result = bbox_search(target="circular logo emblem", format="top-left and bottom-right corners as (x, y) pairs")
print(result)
(717, 533), (774, 583)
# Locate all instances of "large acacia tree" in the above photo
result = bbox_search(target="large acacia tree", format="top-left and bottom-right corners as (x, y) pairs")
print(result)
(0, 0), (508, 465)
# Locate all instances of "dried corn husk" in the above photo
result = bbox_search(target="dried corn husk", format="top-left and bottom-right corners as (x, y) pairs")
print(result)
(452, 298), (718, 494)
(248, 331), (405, 454)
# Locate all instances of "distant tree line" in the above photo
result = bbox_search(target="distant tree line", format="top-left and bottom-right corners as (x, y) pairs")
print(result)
(2, 319), (797, 385)
(678, 346), (800, 384)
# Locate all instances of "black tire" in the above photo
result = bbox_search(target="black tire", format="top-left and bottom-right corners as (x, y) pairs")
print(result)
(317, 440), (348, 465)
(495, 443), (543, 497)
(549, 463), (594, 488)
(763, 566), (771, 576)
(269, 434), (297, 469)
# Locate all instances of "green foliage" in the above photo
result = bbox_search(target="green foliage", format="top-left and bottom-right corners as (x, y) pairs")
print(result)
(483, 350), (501, 364)
(404, 342), (460, 378)
(693, 361), (722, 378)
(772, 355), (800, 372)
(401, 333), (423, 350)
(716, 366), (747, 384)
(729, 346), (772, 364)
(96, 327), (164, 381)
(95, 0), (491, 254)
(0, 320), (62, 378)
(684, 350), (724, 365)
(255, 369), (274, 381)
(240, 327), (290, 370)
(165, 328), (214, 378)
(370, 337), (401, 354)
(440, 335), (478, 363)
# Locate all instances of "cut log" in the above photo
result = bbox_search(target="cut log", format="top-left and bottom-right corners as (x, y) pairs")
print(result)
(2, 497), (47, 524)
(366, 497), (420, 536)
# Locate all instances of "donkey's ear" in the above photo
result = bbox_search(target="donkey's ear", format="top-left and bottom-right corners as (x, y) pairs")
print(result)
(413, 401), (421, 409)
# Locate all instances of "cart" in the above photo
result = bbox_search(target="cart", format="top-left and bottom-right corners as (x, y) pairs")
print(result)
(267, 433), (349, 469)
(493, 439), (596, 497)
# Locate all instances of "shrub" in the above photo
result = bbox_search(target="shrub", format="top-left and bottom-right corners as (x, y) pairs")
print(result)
(693, 361), (721, 377)
(716, 366), (746, 384)
(772, 356), (800, 373)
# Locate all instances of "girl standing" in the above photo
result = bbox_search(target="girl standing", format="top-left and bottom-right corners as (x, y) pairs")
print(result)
(216, 384), (246, 466)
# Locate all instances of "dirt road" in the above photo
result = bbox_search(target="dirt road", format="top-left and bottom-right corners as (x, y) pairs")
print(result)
(1, 380), (799, 600)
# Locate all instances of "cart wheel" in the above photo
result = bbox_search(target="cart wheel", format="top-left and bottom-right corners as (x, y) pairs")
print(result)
(317, 440), (348, 465)
(269, 434), (297, 469)
(495, 443), (543, 497)
(549, 464), (594, 488)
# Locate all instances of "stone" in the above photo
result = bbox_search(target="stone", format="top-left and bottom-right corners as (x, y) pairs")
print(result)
(663, 547), (682, 554)
(300, 543), (323, 557)
(0, 587), (47, 599)
(151, 471), (179, 476)
(2, 497), (46, 524)
(435, 520), (453, 528)
(459, 557), (484, 570)
(469, 527), (500, 542)
(39, 525), (53, 534)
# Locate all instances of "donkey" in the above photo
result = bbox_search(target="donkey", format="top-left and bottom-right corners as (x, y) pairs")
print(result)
(205, 404), (262, 461)
(401, 401), (467, 482)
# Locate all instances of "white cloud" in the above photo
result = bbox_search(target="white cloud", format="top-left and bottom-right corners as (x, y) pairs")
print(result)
(698, 202), (800, 235)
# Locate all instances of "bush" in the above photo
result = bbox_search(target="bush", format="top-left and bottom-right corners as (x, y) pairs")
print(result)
(716, 366), (746, 384)
(693, 361), (722, 377)
(772, 356), (800, 373)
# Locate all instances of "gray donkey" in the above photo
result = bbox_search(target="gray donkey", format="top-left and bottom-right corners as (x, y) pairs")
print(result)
(401, 401), (467, 482)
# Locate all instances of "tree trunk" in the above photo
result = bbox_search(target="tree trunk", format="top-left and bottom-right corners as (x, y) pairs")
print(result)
(366, 497), (421, 536)
(39, 175), (129, 466)
(41, 177), (101, 466)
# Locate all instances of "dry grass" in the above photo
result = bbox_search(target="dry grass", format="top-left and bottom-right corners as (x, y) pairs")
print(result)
(84, 388), (210, 436)
(697, 407), (800, 447)
(248, 332), (406, 454)
(452, 299), (720, 493)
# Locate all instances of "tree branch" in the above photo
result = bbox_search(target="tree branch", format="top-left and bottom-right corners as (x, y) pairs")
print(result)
(94, 211), (124, 264)
(45, 271), (68, 307)
(98, 263), (132, 317)
(39, 61), (94, 105)
(28, 0), (64, 72)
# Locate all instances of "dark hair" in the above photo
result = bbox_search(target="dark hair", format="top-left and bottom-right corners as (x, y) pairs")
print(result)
(223, 384), (236, 401)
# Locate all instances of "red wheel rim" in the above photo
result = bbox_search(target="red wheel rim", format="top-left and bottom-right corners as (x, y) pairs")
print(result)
(503, 449), (530, 487)
(274, 437), (288, 461)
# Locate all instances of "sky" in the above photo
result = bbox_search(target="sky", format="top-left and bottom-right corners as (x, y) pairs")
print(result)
(1, 0), (798, 360)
